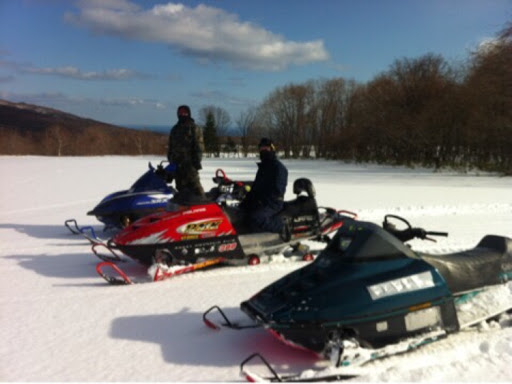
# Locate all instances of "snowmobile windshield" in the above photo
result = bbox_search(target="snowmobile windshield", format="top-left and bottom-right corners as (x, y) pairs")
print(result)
(318, 221), (417, 264)
(130, 169), (168, 193)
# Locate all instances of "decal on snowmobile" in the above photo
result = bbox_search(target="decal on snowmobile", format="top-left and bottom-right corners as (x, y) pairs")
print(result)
(183, 207), (207, 215)
(218, 242), (237, 252)
(177, 219), (223, 234)
(293, 215), (317, 223)
(172, 238), (240, 258)
(181, 235), (199, 240)
(135, 194), (170, 206)
(126, 230), (168, 245)
(367, 271), (435, 300)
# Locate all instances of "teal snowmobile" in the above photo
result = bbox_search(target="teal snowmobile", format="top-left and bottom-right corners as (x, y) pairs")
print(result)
(239, 215), (512, 363)
(204, 215), (511, 380)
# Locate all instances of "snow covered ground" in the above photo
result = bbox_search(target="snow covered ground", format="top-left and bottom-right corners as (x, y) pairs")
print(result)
(0, 155), (511, 382)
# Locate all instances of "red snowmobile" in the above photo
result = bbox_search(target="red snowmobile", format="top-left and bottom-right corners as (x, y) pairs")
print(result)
(90, 171), (356, 284)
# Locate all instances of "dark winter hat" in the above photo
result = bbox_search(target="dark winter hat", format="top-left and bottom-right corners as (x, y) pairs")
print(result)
(258, 137), (275, 151)
(177, 105), (191, 118)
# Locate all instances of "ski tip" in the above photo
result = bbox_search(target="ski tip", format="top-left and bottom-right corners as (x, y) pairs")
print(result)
(242, 369), (266, 383)
(203, 318), (221, 331)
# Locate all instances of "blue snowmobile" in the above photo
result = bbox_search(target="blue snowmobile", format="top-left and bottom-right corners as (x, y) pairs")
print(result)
(65, 161), (177, 235)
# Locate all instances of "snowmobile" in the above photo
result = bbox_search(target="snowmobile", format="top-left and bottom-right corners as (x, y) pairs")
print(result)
(202, 215), (511, 380)
(236, 214), (512, 368)
(65, 161), (177, 237)
(91, 177), (356, 284)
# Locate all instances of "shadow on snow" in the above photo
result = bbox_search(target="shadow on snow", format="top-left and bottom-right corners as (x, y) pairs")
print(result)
(109, 308), (322, 373)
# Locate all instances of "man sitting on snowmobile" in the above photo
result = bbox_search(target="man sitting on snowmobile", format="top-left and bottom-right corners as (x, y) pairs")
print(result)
(167, 105), (206, 203)
(241, 138), (290, 240)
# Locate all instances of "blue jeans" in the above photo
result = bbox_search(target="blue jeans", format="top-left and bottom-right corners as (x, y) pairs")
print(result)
(248, 205), (284, 233)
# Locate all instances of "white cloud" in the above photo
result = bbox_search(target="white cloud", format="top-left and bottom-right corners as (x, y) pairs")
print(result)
(65, 1), (329, 71)
(1, 91), (167, 110)
(77, 0), (140, 12)
(22, 66), (147, 80)
(190, 89), (258, 107)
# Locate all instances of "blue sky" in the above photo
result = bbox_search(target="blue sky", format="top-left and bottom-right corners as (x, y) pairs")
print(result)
(1, 0), (510, 128)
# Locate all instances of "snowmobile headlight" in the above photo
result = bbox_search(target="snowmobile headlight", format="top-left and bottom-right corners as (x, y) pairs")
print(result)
(367, 271), (435, 300)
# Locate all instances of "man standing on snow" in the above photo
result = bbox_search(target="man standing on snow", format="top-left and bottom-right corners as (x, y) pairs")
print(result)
(167, 105), (206, 201)
(241, 138), (290, 240)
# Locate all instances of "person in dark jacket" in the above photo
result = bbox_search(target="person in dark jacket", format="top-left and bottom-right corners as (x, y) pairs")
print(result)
(167, 105), (205, 200)
(242, 138), (290, 239)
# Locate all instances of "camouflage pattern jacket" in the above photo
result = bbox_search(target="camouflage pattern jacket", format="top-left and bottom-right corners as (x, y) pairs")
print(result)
(167, 117), (204, 170)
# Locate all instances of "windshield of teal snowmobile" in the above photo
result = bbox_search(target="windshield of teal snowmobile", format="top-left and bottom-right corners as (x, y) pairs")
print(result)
(318, 221), (418, 264)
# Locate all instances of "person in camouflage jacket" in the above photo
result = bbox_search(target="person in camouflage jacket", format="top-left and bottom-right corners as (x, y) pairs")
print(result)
(167, 105), (205, 199)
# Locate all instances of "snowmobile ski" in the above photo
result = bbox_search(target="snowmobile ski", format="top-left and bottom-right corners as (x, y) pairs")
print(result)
(64, 219), (104, 241)
(240, 353), (359, 382)
(95, 256), (228, 285)
(203, 306), (260, 331)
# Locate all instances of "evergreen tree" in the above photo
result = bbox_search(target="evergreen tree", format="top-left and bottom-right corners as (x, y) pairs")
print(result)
(203, 111), (220, 157)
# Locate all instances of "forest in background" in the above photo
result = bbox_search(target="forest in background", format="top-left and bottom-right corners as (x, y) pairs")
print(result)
(1, 23), (510, 174)
(236, 23), (511, 174)
(0, 100), (166, 156)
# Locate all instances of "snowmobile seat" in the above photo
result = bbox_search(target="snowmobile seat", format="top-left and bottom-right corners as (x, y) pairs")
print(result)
(420, 235), (512, 294)
(279, 178), (319, 219)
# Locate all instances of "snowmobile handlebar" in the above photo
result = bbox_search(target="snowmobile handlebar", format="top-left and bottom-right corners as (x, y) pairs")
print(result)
(383, 214), (448, 242)
(213, 168), (235, 186)
(426, 231), (449, 237)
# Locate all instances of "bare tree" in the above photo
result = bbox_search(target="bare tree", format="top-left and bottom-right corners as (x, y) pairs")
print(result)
(46, 124), (68, 156)
(464, 22), (512, 173)
(313, 78), (358, 159)
(236, 107), (258, 157)
(257, 82), (316, 158)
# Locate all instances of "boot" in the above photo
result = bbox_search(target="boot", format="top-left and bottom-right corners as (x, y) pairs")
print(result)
(280, 219), (292, 242)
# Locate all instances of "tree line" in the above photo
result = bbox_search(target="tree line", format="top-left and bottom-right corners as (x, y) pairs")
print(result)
(214, 22), (510, 174)
(3, 23), (510, 174)
(0, 123), (166, 156)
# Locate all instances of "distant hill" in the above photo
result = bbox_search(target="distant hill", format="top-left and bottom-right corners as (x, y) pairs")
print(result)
(0, 99), (167, 156)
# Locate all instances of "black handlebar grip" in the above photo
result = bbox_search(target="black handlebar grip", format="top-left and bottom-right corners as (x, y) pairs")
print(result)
(426, 231), (448, 237)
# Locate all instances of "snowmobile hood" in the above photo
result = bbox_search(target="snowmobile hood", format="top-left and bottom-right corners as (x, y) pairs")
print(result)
(112, 203), (236, 246)
(242, 220), (451, 326)
(88, 190), (172, 216)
